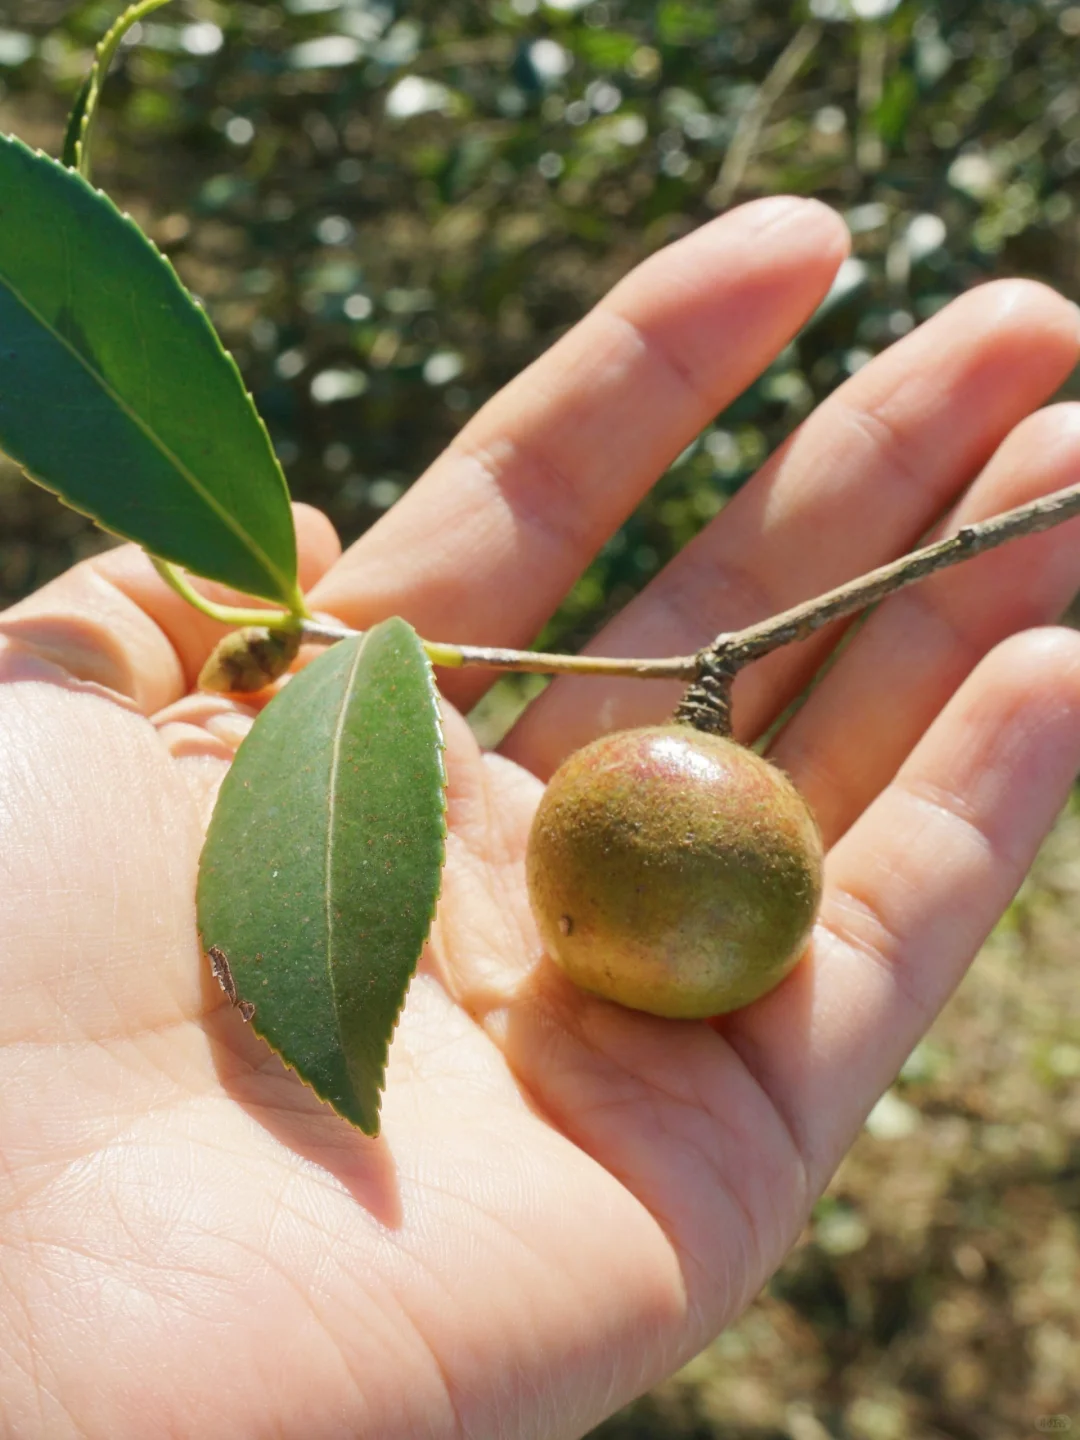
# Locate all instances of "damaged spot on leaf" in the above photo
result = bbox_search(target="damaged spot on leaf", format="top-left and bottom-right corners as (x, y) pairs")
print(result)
(208, 944), (255, 1021)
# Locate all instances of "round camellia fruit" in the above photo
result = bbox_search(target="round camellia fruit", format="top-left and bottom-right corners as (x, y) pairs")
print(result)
(526, 724), (824, 1019)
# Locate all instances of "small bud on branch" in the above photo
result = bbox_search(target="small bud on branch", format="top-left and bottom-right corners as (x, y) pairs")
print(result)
(199, 626), (302, 694)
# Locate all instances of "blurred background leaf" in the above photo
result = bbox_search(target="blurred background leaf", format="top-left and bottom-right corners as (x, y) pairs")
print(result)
(1, 1), (1079, 1434)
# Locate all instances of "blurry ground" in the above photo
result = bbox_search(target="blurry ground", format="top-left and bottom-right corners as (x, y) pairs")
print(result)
(1, 3), (1079, 1436)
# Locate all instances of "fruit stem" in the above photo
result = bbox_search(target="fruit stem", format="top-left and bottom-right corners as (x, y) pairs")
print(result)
(672, 658), (737, 737)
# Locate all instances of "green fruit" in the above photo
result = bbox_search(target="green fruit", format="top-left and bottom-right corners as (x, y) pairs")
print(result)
(526, 724), (824, 1019)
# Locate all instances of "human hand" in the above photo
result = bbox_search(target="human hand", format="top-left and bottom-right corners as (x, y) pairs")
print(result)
(2, 196), (1080, 1439)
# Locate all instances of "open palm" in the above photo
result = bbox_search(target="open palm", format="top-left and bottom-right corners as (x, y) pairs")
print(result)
(3, 197), (1080, 1439)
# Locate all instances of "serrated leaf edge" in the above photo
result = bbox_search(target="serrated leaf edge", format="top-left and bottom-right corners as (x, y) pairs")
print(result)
(0, 135), (300, 607)
(216, 623), (448, 1137)
(69, 0), (176, 176)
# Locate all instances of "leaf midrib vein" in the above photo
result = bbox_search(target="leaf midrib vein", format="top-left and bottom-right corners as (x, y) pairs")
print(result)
(325, 637), (369, 1061)
(0, 261), (291, 598)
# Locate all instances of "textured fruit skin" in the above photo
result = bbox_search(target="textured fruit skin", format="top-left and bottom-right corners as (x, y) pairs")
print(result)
(526, 724), (824, 1020)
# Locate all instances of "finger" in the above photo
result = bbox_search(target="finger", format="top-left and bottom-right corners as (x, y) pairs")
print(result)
(720, 626), (1080, 1193)
(504, 281), (1080, 777)
(0, 503), (340, 713)
(0, 663), (210, 1046)
(770, 403), (1080, 846)
(153, 694), (257, 826)
(153, 693), (258, 752)
(0, 558), (183, 715)
(309, 197), (850, 707)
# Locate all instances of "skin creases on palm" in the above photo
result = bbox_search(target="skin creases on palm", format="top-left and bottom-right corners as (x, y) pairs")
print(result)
(0, 672), (782, 1438)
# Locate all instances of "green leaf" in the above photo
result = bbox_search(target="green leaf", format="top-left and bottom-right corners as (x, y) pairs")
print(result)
(196, 619), (448, 1136)
(0, 135), (301, 609)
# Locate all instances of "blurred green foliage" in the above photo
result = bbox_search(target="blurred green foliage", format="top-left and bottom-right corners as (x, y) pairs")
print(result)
(1, 0), (1079, 648)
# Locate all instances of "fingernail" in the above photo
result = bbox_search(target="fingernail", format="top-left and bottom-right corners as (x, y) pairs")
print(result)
(740, 195), (827, 234)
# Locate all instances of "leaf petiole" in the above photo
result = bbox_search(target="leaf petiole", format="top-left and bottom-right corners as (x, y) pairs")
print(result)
(153, 559), (310, 631)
